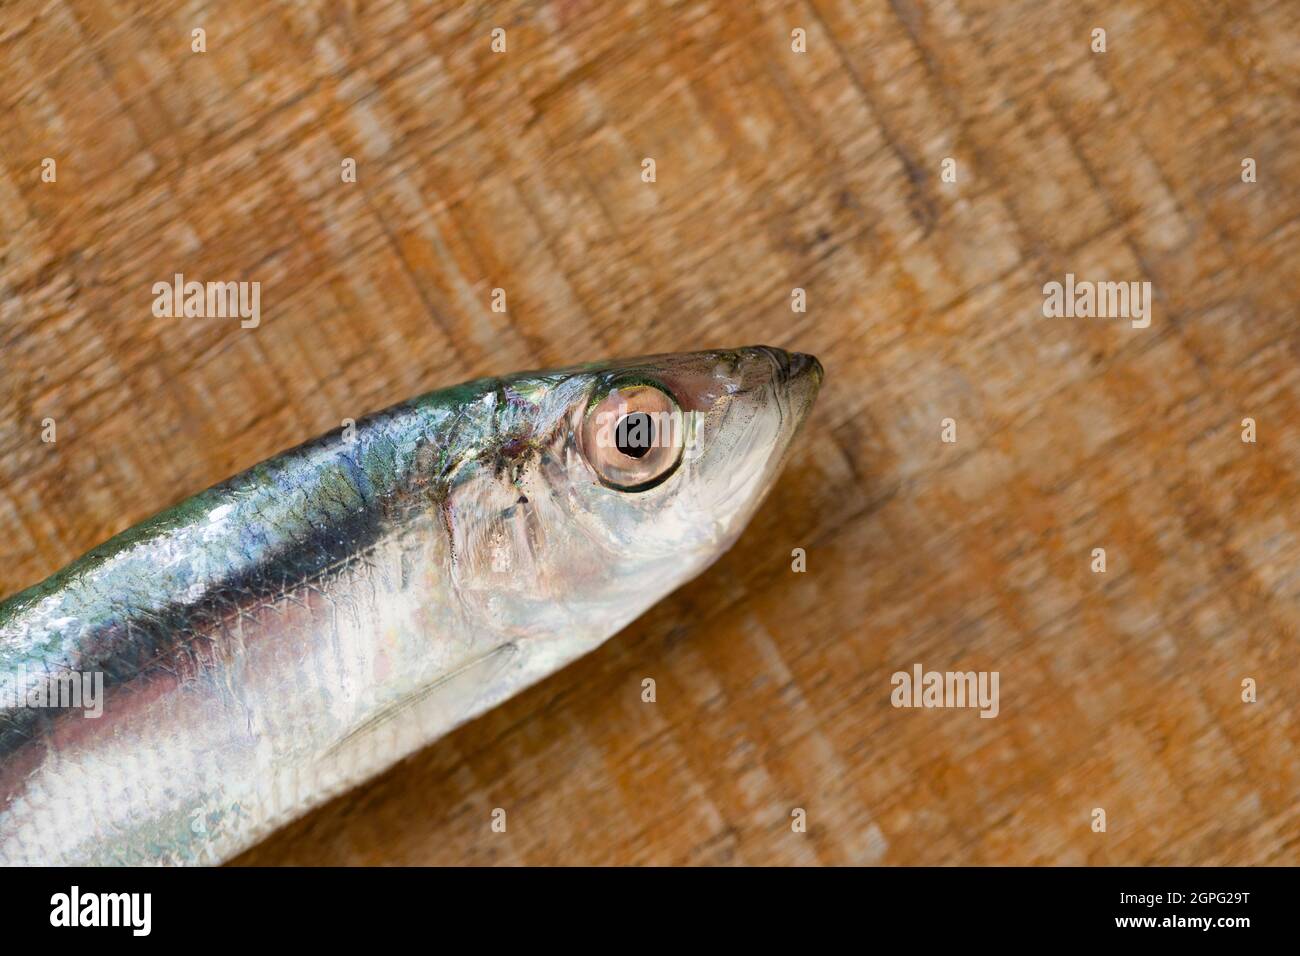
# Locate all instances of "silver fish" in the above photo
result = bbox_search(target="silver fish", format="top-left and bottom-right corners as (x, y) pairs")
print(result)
(0, 346), (821, 865)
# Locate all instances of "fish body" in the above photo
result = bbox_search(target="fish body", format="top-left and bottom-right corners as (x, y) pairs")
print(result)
(0, 346), (821, 864)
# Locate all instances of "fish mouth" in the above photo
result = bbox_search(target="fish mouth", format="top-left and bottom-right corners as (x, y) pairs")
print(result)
(690, 345), (821, 546)
(757, 345), (824, 385)
(785, 350), (824, 389)
(753, 345), (823, 427)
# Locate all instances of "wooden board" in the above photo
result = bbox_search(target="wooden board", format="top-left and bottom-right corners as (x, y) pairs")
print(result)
(1, 0), (1297, 865)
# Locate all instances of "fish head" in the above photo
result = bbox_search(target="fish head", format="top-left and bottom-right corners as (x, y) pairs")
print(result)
(456, 346), (821, 643)
(564, 345), (821, 560)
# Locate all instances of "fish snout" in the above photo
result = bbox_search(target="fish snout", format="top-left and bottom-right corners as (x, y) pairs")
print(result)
(752, 345), (823, 420)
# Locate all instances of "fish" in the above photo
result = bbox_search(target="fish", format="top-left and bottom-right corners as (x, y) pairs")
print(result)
(0, 345), (822, 865)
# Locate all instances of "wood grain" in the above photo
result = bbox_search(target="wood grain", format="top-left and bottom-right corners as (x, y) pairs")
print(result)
(1, 0), (1297, 864)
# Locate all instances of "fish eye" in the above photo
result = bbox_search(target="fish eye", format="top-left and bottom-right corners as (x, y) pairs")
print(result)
(580, 380), (684, 491)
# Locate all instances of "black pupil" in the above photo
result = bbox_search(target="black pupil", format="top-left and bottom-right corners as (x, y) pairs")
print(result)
(615, 412), (654, 458)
